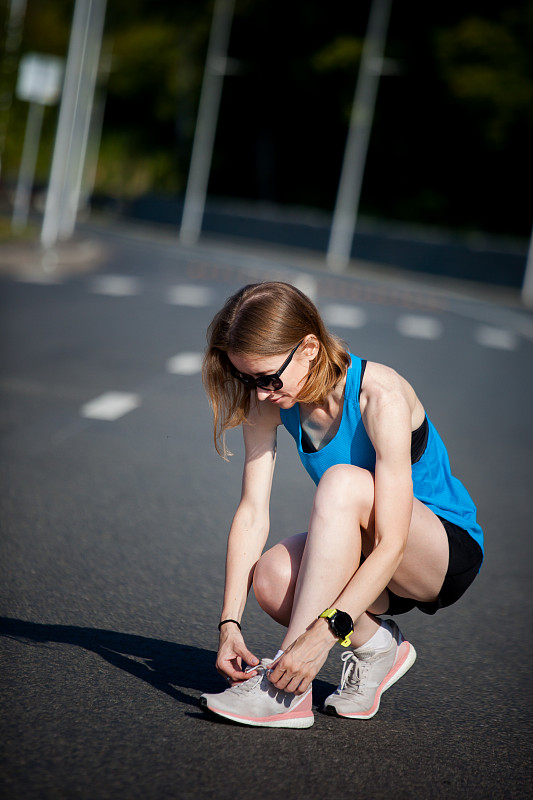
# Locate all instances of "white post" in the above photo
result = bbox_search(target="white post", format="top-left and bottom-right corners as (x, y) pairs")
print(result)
(41, 0), (106, 249)
(179, 0), (235, 245)
(522, 225), (533, 308)
(327, 0), (392, 272)
(11, 101), (44, 231)
(58, 0), (107, 240)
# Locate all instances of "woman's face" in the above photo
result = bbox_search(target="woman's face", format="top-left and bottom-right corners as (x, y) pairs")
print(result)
(228, 339), (317, 409)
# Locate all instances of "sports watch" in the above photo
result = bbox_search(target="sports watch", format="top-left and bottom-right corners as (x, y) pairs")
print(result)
(319, 608), (354, 647)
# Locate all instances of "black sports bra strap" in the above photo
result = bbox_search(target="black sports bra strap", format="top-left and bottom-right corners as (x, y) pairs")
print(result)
(411, 416), (429, 464)
(358, 359), (367, 401)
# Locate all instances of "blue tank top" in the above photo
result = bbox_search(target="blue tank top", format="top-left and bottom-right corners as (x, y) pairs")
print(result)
(280, 355), (484, 555)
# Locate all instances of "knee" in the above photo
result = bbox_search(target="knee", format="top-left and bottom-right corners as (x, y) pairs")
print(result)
(314, 464), (374, 517)
(253, 545), (293, 614)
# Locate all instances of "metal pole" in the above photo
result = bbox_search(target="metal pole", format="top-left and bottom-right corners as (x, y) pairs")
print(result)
(180, 0), (235, 245)
(41, 0), (106, 248)
(11, 100), (44, 231)
(59, 0), (107, 239)
(522, 225), (533, 308)
(41, 0), (90, 248)
(327, 0), (392, 272)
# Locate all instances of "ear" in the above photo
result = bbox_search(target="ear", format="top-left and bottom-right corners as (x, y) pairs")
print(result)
(301, 335), (320, 361)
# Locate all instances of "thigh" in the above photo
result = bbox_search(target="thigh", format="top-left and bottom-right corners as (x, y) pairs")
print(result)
(386, 499), (450, 604)
(436, 518), (483, 608)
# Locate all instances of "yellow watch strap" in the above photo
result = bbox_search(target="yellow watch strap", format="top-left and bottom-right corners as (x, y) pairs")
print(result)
(319, 608), (353, 647)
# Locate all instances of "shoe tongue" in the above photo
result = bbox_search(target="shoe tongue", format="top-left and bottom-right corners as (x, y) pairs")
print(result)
(352, 647), (374, 660)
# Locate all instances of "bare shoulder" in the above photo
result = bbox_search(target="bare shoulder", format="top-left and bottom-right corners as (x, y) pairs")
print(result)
(242, 397), (281, 453)
(360, 361), (424, 425)
(245, 396), (282, 430)
(240, 400), (281, 506)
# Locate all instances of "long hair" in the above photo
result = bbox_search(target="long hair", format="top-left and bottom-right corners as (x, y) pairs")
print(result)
(202, 281), (350, 458)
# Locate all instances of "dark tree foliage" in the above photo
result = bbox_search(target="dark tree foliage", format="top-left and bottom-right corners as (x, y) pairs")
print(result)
(3, 0), (532, 235)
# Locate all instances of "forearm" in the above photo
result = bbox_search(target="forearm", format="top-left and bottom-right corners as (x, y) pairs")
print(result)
(334, 540), (404, 624)
(332, 462), (413, 623)
(220, 507), (269, 621)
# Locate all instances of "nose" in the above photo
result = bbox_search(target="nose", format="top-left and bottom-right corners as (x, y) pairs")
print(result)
(256, 387), (273, 401)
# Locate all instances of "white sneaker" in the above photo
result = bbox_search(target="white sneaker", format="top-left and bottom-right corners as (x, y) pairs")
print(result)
(199, 659), (314, 728)
(324, 621), (416, 719)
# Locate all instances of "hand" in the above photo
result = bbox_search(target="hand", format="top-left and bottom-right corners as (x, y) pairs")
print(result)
(267, 619), (337, 695)
(216, 627), (260, 684)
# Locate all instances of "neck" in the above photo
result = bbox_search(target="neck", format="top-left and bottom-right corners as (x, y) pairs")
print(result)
(305, 376), (346, 417)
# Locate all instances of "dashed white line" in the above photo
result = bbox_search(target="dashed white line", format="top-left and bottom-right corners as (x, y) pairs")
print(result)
(166, 285), (216, 306)
(89, 275), (142, 296)
(166, 352), (203, 375)
(16, 274), (63, 285)
(80, 391), (140, 421)
(396, 314), (443, 339)
(474, 325), (518, 351)
(322, 304), (368, 329)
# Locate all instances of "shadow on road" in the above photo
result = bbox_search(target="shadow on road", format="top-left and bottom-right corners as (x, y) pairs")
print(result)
(1, 616), (338, 716)
(0, 616), (222, 707)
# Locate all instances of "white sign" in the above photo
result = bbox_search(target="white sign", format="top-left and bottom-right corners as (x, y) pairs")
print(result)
(16, 53), (64, 105)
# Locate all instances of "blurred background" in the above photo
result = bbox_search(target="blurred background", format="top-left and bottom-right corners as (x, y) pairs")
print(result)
(2, 5), (533, 796)
(1, 0), (532, 289)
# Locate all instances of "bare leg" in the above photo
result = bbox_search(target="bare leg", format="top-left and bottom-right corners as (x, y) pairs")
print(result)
(253, 464), (449, 651)
(282, 467), (380, 649)
(254, 466), (381, 650)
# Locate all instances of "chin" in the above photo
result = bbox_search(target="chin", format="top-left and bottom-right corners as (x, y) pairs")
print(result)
(273, 396), (296, 409)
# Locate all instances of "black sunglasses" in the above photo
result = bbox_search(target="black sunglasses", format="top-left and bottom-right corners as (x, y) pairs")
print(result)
(231, 340), (303, 391)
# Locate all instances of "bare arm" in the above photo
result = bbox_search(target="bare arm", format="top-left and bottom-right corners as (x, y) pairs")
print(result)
(216, 398), (281, 682)
(332, 368), (415, 619)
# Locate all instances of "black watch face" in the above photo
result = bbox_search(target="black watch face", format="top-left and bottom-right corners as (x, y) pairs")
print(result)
(332, 611), (353, 637)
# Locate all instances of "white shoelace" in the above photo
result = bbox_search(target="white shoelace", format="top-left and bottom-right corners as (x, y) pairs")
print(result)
(229, 662), (268, 695)
(339, 651), (369, 694)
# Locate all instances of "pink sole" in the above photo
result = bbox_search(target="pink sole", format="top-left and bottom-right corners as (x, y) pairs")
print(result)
(205, 689), (314, 727)
(331, 641), (417, 719)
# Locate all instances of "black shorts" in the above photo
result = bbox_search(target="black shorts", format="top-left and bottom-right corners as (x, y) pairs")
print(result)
(386, 517), (483, 616)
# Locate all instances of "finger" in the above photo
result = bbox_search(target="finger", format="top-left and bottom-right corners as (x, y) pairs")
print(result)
(218, 660), (258, 683)
(236, 647), (259, 668)
(293, 675), (311, 695)
(270, 670), (298, 692)
(268, 654), (291, 682)
(277, 670), (311, 695)
(267, 663), (290, 688)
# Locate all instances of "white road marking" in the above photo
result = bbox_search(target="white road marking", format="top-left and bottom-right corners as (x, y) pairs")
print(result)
(474, 325), (518, 351)
(396, 314), (443, 339)
(322, 304), (368, 329)
(166, 352), (203, 375)
(89, 275), (142, 296)
(80, 391), (140, 421)
(166, 285), (216, 306)
(16, 274), (63, 284)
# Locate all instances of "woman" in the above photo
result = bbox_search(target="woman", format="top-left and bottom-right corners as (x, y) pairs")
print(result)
(199, 281), (483, 728)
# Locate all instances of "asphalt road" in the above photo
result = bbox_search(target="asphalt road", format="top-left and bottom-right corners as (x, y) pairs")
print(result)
(1, 223), (532, 800)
